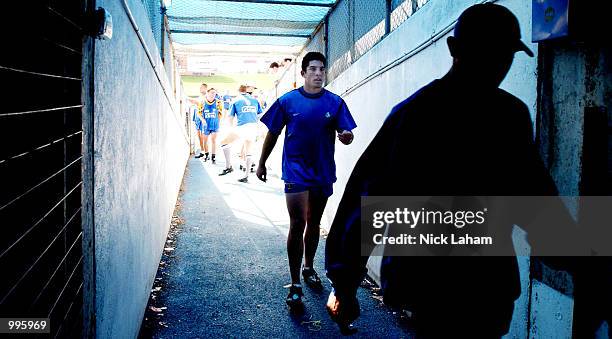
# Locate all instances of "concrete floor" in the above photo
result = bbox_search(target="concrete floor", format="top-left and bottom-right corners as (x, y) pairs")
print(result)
(140, 156), (414, 338)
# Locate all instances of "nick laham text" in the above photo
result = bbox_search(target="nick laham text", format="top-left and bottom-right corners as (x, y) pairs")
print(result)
(373, 233), (493, 245)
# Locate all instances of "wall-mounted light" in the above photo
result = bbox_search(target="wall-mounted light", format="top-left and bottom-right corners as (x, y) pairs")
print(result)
(94, 7), (113, 40)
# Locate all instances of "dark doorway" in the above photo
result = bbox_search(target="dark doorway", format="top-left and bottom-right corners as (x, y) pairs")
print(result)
(0, 1), (90, 337)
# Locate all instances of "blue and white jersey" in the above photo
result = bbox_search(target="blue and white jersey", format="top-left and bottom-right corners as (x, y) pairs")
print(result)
(190, 104), (199, 123)
(229, 93), (263, 126)
(223, 94), (232, 111)
(260, 87), (357, 185)
(191, 102), (206, 132)
(202, 99), (222, 131)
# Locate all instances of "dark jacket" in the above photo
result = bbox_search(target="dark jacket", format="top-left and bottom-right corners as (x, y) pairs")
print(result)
(325, 77), (558, 312)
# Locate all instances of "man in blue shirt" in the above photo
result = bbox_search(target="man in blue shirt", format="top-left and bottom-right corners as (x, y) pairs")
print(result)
(199, 88), (223, 163)
(257, 52), (357, 308)
(219, 85), (263, 182)
(222, 90), (232, 111)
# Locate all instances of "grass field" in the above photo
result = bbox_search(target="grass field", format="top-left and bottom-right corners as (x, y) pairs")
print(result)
(182, 74), (276, 97)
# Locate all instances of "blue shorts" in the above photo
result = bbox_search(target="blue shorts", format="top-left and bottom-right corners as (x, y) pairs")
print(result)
(203, 126), (219, 136)
(203, 119), (219, 135)
(284, 182), (333, 198)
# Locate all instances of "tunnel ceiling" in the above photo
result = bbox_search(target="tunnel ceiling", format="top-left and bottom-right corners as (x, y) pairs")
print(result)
(167, 0), (336, 53)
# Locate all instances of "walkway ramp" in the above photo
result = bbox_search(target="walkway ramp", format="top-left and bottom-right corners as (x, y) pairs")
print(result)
(142, 157), (413, 338)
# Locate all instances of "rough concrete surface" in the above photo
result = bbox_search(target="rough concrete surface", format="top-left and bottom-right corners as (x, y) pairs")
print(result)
(93, 1), (189, 337)
(139, 157), (413, 338)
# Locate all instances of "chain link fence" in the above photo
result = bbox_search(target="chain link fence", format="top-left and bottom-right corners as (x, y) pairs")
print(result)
(143, 0), (163, 54)
(391, 0), (430, 30)
(166, 0), (331, 46)
(326, 0), (431, 82)
(141, 0), (179, 94)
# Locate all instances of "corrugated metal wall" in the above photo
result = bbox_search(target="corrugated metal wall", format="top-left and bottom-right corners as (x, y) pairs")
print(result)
(0, 1), (87, 337)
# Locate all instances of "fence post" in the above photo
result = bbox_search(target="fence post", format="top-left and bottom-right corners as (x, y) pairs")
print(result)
(349, 0), (355, 62)
(324, 16), (329, 58)
(385, 0), (392, 36)
(324, 15), (329, 78)
(160, 3), (166, 63)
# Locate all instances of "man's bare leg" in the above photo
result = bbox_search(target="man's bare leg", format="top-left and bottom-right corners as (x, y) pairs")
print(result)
(219, 132), (239, 172)
(210, 132), (217, 163)
(286, 191), (309, 285)
(238, 139), (254, 182)
(202, 134), (209, 153)
(304, 193), (328, 269)
(195, 131), (205, 158)
(202, 133), (210, 161)
(240, 144), (246, 169)
(198, 131), (205, 150)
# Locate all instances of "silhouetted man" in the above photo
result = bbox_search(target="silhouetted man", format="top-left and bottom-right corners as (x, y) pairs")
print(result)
(325, 4), (557, 338)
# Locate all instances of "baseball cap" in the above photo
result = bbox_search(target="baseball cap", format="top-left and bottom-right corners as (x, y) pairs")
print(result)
(245, 82), (257, 90)
(454, 3), (534, 57)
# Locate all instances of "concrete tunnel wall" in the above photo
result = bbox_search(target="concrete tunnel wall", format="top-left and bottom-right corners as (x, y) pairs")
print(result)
(91, 0), (189, 337)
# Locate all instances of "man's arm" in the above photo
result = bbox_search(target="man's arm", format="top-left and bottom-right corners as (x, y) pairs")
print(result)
(325, 133), (381, 330)
(256, 131), (280, 182)
(216, 99), (224, 119)
(325, 153), (373, 298)
(325, 106), (404, 329)
(326, 108), (400, 283)
(335, 99), (357, 145)
(223, 104), (236, 127)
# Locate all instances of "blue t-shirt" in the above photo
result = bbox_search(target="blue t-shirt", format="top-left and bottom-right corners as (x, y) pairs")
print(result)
(229, 94), (262, 126)
(260, 87), (357, 185)
(223, 95), (232, 110)
(191, 105), (199, 123)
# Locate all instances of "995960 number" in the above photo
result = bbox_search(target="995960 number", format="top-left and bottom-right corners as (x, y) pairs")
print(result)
(0, 318), (50, 334)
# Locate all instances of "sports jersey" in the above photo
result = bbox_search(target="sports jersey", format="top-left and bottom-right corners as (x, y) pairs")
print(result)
(202, 99), (223, 132)
(229, 93), (262, 126)
(192, 102), (206, 132)
(260, 87), (357, 185)
(190, 104), (199, 123)
(223, 94), (232, 111)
